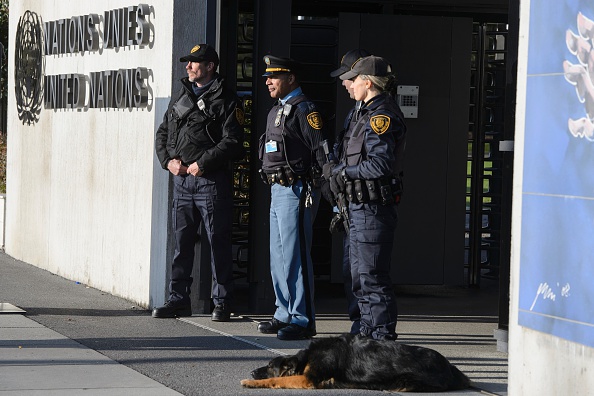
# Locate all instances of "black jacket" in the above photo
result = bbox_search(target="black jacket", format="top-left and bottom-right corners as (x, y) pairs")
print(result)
(341, 93), (406, 180)
(155, 75), (244, 173)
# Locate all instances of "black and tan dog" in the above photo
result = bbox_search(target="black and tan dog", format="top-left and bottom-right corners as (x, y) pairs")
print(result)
(241, 334), (471, 391)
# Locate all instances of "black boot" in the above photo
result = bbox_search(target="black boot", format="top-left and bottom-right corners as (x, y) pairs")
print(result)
(211, 303), (231, 322)
(152, 300), (192, 318)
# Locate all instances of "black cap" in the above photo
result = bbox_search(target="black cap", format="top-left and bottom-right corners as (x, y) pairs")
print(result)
(180, 44), (219, 66)
(262, 55), (300, 76)
(330, 49), (371, 78)
(340, 55), (392, 80)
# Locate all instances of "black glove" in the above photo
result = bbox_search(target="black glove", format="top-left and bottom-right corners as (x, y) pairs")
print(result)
(322, 162), (336, 181)
(320, 180), (336, 206)
(330, 171), (346, 196)
(329, 212), (345, 233)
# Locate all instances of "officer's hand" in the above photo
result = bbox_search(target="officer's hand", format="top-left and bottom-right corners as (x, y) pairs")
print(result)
(168, 159), (188, 176)
(322, 162), (336, 181)
(330, 172), (345, 196)
(329, 212), (345, 234)
(187, 162), (204, 177)
(320, 180), (336, 206)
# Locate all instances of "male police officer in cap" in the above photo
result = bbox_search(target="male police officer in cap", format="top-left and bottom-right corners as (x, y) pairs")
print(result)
(325, 48), (371, 335)
(329, 55), (406, 340)
(257, 55), (327, 340)
(154, 44), (244, 321)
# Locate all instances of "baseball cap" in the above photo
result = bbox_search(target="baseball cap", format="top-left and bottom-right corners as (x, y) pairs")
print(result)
(180, 44), (219, 65)
(339, 56), (392, 80)
(330, 48), (371, 78)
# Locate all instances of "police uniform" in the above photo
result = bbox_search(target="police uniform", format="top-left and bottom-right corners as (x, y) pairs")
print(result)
(329, 48), (370, 335)
(333, 56), (407, 340)
(258, 55), (326, 339)
(154, 44), (244, 319)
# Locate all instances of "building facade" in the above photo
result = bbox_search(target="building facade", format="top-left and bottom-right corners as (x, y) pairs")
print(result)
(6, 1), (594, 392)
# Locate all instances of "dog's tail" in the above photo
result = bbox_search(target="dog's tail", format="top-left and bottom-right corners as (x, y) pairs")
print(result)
(449, 365), (471, 390)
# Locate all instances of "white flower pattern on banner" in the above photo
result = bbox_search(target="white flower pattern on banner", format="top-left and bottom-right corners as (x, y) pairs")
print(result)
(564, 12), (594, 140)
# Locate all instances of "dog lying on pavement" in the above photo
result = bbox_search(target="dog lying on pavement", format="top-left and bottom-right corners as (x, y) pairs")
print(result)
(241, 333), (471, 391)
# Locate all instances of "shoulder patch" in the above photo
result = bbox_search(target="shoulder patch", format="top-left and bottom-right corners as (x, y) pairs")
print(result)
(307, 112), (323, 130)
(235, 107), (245, 125)
(370, 115), (391, 135)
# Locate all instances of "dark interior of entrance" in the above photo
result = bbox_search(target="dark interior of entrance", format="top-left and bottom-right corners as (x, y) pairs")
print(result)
(212, 1), (515, 327)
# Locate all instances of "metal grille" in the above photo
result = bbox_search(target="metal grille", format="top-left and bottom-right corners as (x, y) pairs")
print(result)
(466, 22), (508, 286)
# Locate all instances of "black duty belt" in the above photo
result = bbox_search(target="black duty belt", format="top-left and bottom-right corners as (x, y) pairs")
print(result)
(344, 177), (402, 205)
(259, 166), (323, 187)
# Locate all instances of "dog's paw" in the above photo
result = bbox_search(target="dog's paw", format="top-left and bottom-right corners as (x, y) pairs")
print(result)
(241, 379), (257, 388)
(319, 378), (335, 388)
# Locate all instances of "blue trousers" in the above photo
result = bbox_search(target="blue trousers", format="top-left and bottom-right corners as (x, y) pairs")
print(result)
(349, 202), (398, 340)
(269, 180), (319, 329)
(170, 169), (234, 306)
(342, 233), (361, 334)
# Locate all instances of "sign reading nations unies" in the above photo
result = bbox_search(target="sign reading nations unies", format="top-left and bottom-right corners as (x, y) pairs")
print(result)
(14, 4), (152, 125)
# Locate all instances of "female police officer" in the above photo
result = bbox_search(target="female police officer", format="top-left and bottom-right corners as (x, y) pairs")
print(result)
(329, 55), (406, 340)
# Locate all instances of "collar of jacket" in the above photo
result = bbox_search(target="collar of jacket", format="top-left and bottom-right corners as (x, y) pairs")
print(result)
(180, 73), (223, 98)
(360, 92), (388, 113)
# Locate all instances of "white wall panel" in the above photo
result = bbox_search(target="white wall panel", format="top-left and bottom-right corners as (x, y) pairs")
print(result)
(7, 0), (176, 306)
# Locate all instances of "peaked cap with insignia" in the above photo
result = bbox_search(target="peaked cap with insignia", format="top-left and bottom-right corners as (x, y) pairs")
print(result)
(262, 55), (300, 77)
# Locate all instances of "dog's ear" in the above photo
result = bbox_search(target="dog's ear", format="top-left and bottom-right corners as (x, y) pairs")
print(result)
(279, 356), (300, 376)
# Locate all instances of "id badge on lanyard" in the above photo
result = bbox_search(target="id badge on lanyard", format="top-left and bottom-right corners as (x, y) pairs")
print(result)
(265, 140), (278, 153)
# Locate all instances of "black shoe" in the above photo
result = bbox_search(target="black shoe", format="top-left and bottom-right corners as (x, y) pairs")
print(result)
(152, 300), (192, 318)
(258, 318), (289, 334)
(277, 323), (316, 340)
(211, 303), (231, 322)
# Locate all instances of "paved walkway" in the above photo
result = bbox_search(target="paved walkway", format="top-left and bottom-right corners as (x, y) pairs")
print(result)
(0, 253), (508, 395)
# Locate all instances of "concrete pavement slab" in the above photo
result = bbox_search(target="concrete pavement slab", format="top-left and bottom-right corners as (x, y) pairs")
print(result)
(0, 302), (26, 314)
(0, 314), (182, 395)
(0, 390), (181, 396)
(0, 313), (43, 327)
(0, 364), (183, 393)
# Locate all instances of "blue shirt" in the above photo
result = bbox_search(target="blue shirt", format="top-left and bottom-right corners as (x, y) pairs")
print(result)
(280, 87), (303, 105)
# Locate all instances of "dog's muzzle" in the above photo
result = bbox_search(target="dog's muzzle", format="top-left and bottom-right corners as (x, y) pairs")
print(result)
(251, 366), (269, 380)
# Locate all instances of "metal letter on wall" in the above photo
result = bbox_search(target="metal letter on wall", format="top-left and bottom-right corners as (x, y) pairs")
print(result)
(14, 10), (45, 125)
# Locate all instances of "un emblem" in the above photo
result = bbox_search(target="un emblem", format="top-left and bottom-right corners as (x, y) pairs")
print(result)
(14, 10), (45, 125)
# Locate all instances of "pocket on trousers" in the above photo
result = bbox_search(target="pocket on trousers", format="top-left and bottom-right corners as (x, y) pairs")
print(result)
(355, 204), (396, 244)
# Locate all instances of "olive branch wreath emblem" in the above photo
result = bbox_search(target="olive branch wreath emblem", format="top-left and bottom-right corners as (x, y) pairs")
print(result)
(14, 10), (45, 125)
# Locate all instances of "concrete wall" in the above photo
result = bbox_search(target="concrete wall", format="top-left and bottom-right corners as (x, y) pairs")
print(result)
(0, 194), (5, 250)
(5, 0), (185, 307)
(509, 0), (594, 393)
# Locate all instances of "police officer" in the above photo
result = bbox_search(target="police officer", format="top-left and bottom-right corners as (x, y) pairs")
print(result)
(257, 55), (326, 340)
(329, 55), (406, 340)
(325, 48), (371, 335)
(153, 44), (244, 321)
